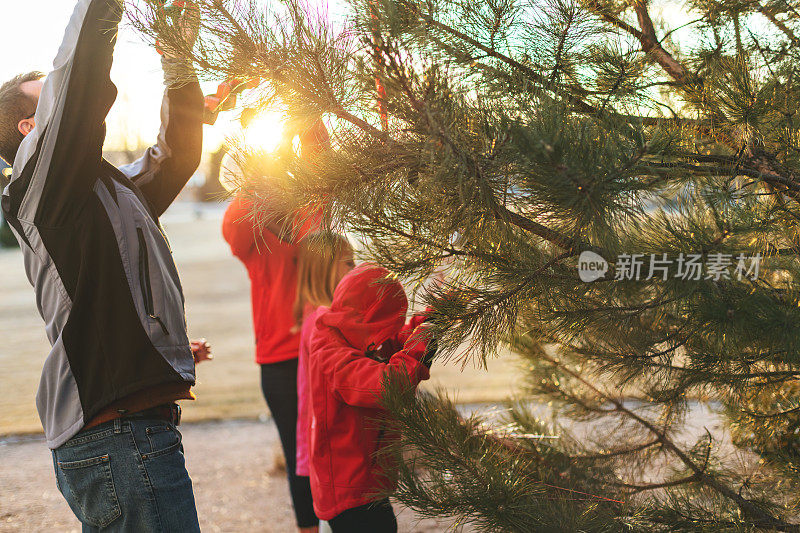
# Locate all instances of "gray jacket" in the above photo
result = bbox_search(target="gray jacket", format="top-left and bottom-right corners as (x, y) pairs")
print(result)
(1, 0), (204, 448)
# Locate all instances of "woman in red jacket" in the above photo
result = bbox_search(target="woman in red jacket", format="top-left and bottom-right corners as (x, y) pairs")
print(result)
(307, 264), (434, 532)
(221, 119), (330, 533)
(222, 196), (319, 531)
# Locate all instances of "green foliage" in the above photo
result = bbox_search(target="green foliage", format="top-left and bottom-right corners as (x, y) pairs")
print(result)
(133, 0), (800, 529)
(378, 373), (637, 532)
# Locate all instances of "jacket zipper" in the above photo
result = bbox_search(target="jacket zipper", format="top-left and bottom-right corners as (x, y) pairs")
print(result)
(137, 228), (169, 336)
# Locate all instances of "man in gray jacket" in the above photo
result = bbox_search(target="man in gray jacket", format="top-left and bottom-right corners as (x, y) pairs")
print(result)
(1, 0), (204, 530)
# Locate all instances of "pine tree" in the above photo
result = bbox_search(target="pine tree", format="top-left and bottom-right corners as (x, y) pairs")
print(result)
(136, 0), (800, 530)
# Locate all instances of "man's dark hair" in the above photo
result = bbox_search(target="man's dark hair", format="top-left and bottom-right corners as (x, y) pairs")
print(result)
(0, 72), (44, 165)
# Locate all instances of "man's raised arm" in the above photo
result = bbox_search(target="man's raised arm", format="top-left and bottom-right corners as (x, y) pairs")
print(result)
(11, 0), (122, 226)
(119, 3), (204, 218)
(118, 56), (204, 217)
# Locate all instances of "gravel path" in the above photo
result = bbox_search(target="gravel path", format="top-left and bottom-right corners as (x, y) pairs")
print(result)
(0, 418), (454, 533)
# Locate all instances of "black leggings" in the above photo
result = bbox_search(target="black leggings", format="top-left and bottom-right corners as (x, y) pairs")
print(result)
(261, 360), (318, 528)
(329, 499), (397, 533)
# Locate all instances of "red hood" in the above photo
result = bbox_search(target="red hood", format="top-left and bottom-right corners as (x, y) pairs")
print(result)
(318, 264), (407, 350)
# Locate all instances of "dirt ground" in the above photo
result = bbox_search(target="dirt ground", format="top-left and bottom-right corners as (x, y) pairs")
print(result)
(0, 418), (457, 532)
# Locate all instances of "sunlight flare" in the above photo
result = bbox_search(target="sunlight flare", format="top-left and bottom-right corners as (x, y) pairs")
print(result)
(243, 110), (286, 153)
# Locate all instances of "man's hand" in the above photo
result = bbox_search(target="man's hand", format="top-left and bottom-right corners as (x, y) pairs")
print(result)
(158, 1), (200, 61)
(191, 338), (213, 364)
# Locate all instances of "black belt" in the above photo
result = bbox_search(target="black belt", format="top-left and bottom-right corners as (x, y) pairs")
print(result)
(119, 403), (182, 426)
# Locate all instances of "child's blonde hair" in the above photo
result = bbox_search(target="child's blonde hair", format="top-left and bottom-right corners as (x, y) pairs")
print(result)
(294, 232), (353, 325)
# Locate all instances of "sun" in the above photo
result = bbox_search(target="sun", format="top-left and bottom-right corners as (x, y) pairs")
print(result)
(218, 109), (294, 192)
(243, 110), (286, 153)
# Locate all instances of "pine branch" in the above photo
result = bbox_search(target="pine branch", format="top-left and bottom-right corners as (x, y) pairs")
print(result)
(631, 1), (692, 85)
(538, 350), (800, 531)
(583, 0), (693, 85)
(758, 2), (800, 46)
(644, 160), (800, 203)
(496, 206), (580, 250)
(574, 439), (660, 460)
(742, 404), (800, 418)
(418, 14), (600, 115)
(376, 39), (591, 251)
(612, 474), (700, 493)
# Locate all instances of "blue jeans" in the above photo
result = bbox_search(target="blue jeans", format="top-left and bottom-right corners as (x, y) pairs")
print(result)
(52, 417), (200, 532)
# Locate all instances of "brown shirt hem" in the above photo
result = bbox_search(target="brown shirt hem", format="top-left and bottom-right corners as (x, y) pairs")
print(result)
(83, 382), (195, 430)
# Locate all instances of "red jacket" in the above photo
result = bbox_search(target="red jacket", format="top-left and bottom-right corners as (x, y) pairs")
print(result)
(222, 197), (303, 365)
(307, 264), (430, 520)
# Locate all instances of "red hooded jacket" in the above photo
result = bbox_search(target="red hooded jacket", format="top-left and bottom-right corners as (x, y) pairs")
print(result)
(307, 264), (430, 520)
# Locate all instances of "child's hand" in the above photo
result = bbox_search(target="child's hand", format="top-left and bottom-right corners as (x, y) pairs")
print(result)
(191, 338), (213, 364)
(419, 326), (438, 369)
(398, 311), (430, 345)
(406, 323), (437, 368)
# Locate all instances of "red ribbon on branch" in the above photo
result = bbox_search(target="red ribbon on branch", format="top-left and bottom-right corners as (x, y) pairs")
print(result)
(369, 0), (389, 131)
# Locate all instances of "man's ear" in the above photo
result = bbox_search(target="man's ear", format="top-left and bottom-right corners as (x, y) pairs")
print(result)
(18, 117), (35, 137)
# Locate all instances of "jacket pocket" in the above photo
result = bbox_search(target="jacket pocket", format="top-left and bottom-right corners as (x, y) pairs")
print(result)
(56, 454), (122, 528)
(137, 227), (169, 336)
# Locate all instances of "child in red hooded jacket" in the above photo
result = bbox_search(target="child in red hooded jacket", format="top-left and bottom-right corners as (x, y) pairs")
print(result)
(307, 264), (434, 532)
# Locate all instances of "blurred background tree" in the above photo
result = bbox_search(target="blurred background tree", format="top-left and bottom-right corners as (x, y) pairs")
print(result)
(1, 161), (18, 248)
(136, 0), (800, 529)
